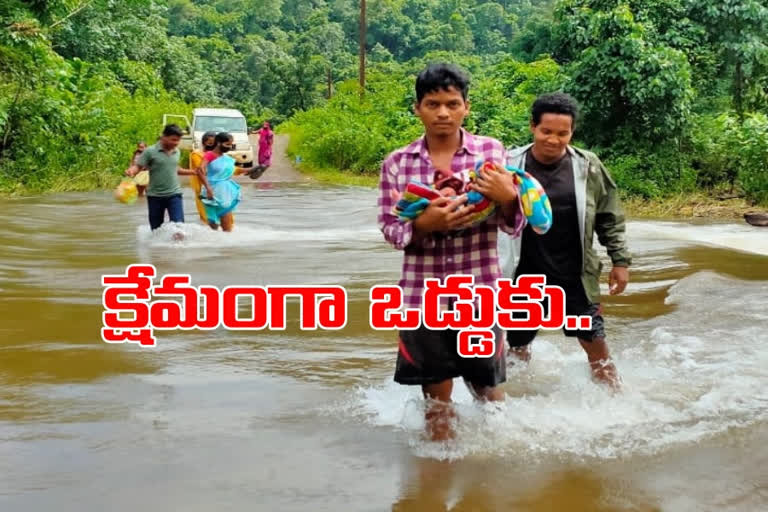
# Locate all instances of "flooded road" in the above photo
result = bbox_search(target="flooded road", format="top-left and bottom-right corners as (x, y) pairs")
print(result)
(1, 178), (767, 511)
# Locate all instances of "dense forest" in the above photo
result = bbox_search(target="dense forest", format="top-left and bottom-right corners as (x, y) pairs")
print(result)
(1, 0), (766, 205)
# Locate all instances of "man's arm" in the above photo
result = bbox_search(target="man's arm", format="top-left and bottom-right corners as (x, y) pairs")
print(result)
(378, 157), (434, 250)
(378, 155), (481, 249)
(468, 163), (526, 237)
(593, 158), (631, 267)
(592, 156), (631, 294)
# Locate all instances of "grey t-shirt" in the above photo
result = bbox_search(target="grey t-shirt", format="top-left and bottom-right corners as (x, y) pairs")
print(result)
(137, 142), (182, 197)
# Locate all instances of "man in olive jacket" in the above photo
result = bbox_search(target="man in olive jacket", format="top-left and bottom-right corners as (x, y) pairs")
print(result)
(498, 92), (631, 389)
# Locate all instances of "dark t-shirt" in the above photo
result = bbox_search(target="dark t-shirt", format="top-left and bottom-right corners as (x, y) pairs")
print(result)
(516, 149), (582, 285)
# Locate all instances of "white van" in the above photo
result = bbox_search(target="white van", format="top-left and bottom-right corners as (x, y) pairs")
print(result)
(164, 108), (255, 169)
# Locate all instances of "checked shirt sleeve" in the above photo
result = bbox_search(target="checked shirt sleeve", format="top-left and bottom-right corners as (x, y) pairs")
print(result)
(377, 154), (435, 251)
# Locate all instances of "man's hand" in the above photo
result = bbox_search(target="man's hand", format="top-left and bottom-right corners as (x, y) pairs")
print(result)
(468, 163), (518, 203)
(413, 195), (476, 235)
(608, 266), (629, 295)
(125, 165), (139, 178)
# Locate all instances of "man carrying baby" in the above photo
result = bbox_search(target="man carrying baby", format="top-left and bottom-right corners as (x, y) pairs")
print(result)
(377, 62), (526, 441)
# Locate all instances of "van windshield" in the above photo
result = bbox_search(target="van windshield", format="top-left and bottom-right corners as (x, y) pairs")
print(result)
(194, 116), (247, 133)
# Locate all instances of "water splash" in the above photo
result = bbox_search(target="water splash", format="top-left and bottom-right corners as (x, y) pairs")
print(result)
(628, 220), (768, 257)
(337, 271), (768, 461)
(135, 222), (382, 249)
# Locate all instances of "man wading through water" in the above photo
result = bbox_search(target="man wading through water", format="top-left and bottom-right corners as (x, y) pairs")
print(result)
(498, 92), (631, 390)
(125, 124), (198, 238)
(378, 63), (525, 441)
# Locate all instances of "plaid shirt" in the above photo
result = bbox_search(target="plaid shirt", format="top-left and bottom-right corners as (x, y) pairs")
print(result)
(377, 129), (526, 311)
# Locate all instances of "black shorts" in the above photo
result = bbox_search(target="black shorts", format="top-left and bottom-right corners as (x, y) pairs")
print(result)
(506, 281), (605, 348)
(394, 325), (506, 388)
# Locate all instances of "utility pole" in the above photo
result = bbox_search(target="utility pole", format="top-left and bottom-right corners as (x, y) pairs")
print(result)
(359, 0), (366, 99)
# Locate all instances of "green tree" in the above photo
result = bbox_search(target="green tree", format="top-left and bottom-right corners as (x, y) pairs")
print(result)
(552, 0), (694, 148)
(686, 0), (768, 122)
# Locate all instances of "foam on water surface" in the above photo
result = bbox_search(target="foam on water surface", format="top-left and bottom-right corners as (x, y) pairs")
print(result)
(136, 222), (382, 249)
(335, 270), (768, 462)
(627, 220), (768, 257)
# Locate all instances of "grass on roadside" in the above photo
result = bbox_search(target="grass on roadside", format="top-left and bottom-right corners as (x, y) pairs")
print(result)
(292, 161), (379, 187)
(287, 158), (765, 221)
(621, 191), (762, 220)
(0, 151), (192, 198)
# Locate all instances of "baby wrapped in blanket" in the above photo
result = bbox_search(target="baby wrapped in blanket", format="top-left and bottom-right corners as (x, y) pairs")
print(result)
(393, 159), (553, 234)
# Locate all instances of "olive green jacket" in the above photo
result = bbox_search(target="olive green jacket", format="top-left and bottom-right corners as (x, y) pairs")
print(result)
(498, 143), (632, 304)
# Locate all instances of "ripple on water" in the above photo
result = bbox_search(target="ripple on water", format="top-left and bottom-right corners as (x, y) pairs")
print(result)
(324, 271), (768, 462)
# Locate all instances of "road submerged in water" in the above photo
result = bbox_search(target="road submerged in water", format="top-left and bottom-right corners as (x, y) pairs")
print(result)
(1, 142), (767, 511)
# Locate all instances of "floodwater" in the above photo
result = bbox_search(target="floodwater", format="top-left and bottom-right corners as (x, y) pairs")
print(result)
(1, 181), (767, 511)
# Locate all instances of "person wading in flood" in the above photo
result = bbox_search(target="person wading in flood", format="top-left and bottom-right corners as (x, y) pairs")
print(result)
(498, 92), (631, 390)
(197, 132), (241, 232)
(377, 63), (525, 441)
(128, 141), (149, 197)
(189, 131), (218, 224)
(125, 124), (198, 238)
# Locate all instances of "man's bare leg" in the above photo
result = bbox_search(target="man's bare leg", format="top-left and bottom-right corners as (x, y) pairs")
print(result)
(422, 380), (456, 441)
(578, 337), (620, 390)
(462, 378), (505, 402)
(507, 344), (532, 362)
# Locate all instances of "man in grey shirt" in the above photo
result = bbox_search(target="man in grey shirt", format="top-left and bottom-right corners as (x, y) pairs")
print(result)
(126, 124), (198, 232)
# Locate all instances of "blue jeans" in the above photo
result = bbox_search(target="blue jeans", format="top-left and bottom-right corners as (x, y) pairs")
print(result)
(147, 194), (184, 230)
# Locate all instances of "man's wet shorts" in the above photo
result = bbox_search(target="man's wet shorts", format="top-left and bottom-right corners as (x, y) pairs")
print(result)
(506, 281), (606, 348)
(394, 325), (506, 387)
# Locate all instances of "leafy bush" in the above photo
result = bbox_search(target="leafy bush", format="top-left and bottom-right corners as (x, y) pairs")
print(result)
(689, 112), (768, 204)
(280, 57), (567, 175)
(0, 56), (192, 195)
(734, 113), (768, 205)
(279, 77), (423, 174)
(605, 150), (696, 200)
